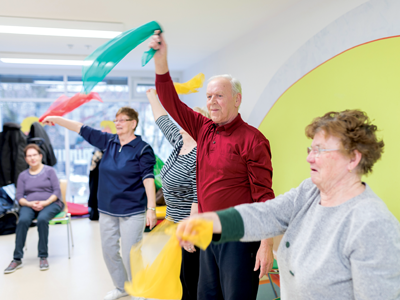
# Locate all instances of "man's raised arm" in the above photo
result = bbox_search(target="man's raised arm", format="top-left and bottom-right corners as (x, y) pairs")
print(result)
(149, 31), (207, 141)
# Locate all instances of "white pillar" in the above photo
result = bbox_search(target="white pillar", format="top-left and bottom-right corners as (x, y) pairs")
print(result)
(63, 74), (71, 203)
(64, 126), (71, 203)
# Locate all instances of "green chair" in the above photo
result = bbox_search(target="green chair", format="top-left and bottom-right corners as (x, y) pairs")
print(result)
(267, 259), (280, 299)
(48, 179), (74, 258)
(30, 179), (74, 258)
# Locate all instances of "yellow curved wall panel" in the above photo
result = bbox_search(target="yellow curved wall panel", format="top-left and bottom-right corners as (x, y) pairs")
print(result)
(259, 36), (400, 220)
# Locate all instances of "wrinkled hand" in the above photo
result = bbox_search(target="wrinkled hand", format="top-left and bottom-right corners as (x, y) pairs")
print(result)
(32, 201), (44, 211)
(183, 243), (196, 253)
(146, 210), (157, 230)
(176, 212), (221, 248)
(42, 116), (57, 126)
(254, 243), (274, 278)
(146, 88), (157, 100)
(148, 30), (167, 59)
(176, 216), (199, 248)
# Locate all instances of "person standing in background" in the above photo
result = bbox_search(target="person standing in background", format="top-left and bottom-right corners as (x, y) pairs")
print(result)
(42, 107), (157, 300)
(149, 33), (275, 300)
(147, 88), (210, 300)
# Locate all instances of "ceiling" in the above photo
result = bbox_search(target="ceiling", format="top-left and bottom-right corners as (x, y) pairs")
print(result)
(0, 0), (300, 72)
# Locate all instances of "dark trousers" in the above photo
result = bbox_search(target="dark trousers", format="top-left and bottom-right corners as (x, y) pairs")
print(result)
(198, 241), (260, 300)
(181, 246), (200, 300)
(13, 202), (62, 259)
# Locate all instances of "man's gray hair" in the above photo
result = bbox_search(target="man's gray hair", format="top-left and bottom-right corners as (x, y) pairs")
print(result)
(208, 74), (242, 96)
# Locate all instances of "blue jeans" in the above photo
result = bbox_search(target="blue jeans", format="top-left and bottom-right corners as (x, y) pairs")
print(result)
(13, 202), (62, 259)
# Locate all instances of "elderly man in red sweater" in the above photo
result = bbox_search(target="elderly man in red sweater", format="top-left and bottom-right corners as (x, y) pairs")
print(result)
(149, 32), (275, 300)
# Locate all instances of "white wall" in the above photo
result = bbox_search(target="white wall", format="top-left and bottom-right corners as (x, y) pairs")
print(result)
(180, 0), (368, 124)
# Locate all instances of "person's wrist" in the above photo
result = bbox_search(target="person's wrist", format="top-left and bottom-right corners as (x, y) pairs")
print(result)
(147, 207), (156, 212)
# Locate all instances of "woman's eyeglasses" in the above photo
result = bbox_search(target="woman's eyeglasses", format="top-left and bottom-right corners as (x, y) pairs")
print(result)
(113, 119), (133, 124)
(307, 146), (340, 158)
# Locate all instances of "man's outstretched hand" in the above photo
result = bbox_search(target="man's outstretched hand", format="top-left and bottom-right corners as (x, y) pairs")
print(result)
(148, 30), (169, 75)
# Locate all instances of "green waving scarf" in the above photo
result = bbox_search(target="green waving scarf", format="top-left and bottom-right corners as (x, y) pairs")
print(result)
(82, 21), (162, 94)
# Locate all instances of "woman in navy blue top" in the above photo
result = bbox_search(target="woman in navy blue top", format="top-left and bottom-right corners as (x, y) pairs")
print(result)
(43, 107), (156, 300)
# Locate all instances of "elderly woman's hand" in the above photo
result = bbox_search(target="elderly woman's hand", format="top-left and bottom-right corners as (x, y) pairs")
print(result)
(183, 243), (196, 253)
(41, 116), (58, 126)
(31, 201), (44, 211)
(176, 212), (222, 248)
(146, 210), (157, 230)
(146, 88), (157, 100)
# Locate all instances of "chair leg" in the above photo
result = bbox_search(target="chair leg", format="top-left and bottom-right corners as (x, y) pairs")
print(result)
(268, 273), (278, 298)
(69, 215), (74, 247)
(67, 219), (71, 259)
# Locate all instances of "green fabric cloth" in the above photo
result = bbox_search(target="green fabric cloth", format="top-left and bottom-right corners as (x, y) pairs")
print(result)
(82, 21), (162, 94)
(214, 207), (245, 244)
(154, 155), (164, 191)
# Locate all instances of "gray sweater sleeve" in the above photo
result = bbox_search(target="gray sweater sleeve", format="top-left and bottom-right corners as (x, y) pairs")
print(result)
(234, 180), (304, 241)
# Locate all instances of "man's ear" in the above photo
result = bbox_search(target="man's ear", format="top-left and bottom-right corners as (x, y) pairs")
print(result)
(235, 93), (242, 108)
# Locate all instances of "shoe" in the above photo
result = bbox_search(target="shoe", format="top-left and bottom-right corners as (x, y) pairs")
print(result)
(104, 289), (128, 300)
(4, 260), (23, 274)
(39, 257), (49, 271)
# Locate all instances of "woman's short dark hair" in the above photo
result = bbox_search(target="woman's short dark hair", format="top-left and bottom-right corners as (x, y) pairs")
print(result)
(24, 144), (42, 156)
(116, 107), (139, 131)
(305, 109), (384, 175)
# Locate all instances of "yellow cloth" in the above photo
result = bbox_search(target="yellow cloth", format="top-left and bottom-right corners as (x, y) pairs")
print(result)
(100, 120), (116, 134)
(175, 218), (214, 250)
(125, 219), (213, 299)
(173, 73), (205, 94)
(155, 205), (166, 219)
(20, 116), (40, 134)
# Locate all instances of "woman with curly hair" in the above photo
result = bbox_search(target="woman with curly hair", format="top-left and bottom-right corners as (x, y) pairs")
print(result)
(178, 109), (400, 299)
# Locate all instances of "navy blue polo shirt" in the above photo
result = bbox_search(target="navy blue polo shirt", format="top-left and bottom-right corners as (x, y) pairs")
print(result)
(80, 125), (156, 217)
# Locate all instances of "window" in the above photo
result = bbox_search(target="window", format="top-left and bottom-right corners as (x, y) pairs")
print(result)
(0, 74), (174, 204)
(0, 75), (64, 99)
(67, 76), (129, 100)
(0, 101), (66, 177)
(135, 83), (155, 94)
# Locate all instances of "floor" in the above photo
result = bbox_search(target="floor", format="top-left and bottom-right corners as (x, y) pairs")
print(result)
(0, 218), (279, 300)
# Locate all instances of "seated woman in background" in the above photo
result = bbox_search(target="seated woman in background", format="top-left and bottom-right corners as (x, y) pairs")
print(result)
(4, 144), (63, 274)
(178, 109), (400, 299)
